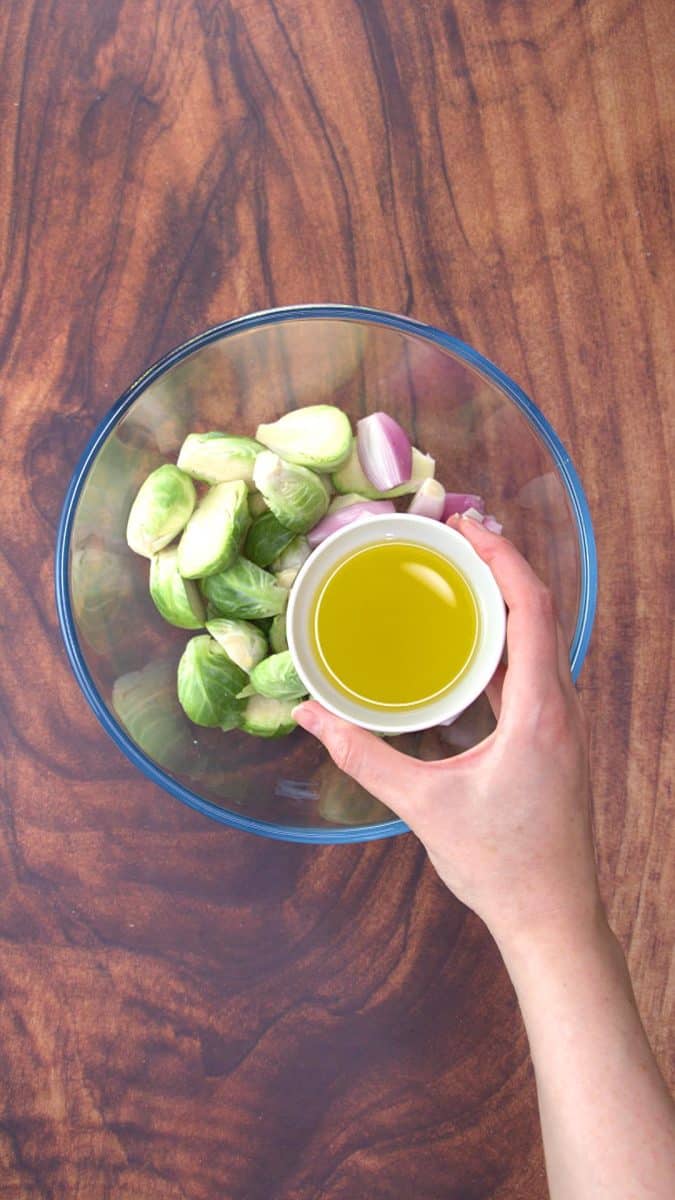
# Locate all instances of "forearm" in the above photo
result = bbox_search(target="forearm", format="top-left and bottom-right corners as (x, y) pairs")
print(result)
(497, 909), (675, 1200)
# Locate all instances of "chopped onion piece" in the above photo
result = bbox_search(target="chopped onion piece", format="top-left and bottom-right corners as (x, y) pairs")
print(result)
(442, 492), (486, 521)
(407, 477), (445, 520)
(356, 413), (413, 491)
(483, 515), (503, 535)
(307, 500), (396, 548)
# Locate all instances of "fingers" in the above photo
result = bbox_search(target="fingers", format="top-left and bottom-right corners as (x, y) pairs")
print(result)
(447, 516), (560, 699)
(292, 700), (427, 819)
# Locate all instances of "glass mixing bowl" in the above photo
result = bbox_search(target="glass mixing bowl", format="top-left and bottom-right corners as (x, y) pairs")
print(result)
(55, 305), (596, 843)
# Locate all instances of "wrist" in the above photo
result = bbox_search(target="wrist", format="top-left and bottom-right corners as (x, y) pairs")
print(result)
(491, 891), (615, 978)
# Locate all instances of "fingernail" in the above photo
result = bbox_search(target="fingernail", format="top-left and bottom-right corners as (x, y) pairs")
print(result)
(292, 702), (320, 733)
(460, 513), (483, 526)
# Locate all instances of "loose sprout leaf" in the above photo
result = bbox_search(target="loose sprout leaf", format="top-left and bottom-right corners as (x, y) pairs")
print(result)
(256, 405), (352, 471)
(177, 433), (262, 486)
(150, 546), (206, 628)
(177, 480), (250, 579)
(201, 557), (288, 619)
(126, 465), (196, 557)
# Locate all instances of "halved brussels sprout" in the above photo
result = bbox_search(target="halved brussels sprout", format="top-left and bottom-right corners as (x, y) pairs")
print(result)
(256, 405), (352, 471)
(126, 465), (196, 557)
(253, 451), (329, 533)
(270, 535), (311, 573)
(177, 635), (248, 726)
(150, 546), (206, 629)
(249, 651), (307, 700)
(331, 440), (435, 498)
(244, 511), (295, 568)
(177, 433), (262, 486)
(177, 480), (250, 579)
(269, 613), (288, 653)
(248, 491), (269, 518)
(240, 694), (297, 738)
(201, 557), (288, 619)
(205, 617), (268, 672)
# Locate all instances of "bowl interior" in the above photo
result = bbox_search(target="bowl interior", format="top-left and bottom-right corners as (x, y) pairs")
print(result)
(60, 309), (593, 841)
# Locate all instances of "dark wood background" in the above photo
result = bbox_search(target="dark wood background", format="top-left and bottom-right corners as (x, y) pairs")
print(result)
(1, 2), (672, 1197)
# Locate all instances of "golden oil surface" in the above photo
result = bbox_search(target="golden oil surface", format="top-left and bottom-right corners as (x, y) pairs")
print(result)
(311, 541), (479, 709)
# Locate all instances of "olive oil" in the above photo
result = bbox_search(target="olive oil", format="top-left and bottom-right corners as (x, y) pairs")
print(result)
(312, 541), (479, 709)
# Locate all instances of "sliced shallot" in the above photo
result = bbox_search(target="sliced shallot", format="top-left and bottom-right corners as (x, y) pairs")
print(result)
(307, 500), (396, 548)
(356, 413), (413, 491)
(441, 492), (486, 521)
(407, 477), (445, 520)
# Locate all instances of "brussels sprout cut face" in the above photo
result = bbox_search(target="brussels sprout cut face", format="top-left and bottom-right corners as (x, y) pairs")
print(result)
(126, 465), (196, 557)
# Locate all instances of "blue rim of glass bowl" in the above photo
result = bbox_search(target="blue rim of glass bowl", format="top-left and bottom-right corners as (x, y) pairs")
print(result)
(55, 304), (598, 844)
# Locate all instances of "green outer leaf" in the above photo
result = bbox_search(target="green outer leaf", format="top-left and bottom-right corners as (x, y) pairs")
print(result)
(240, 694), (297, 738)
(249, 651), (307, 700)
(126, 465), (196, 557)
(255, 405), (352, 471)
(177, 635), (248, 726)
(252, 451), (329, 534)
(177, 433), (263, 485)
(327, 491), (369, 513)
(244, 511), (295, 568)
(269, 613), (288, 653)
(177, 480), (250, 579)
(205, 618), (268, 672)
(201, 557), (288, 619)
(331, 440), (435, 498)
(149, 547), (205, 628)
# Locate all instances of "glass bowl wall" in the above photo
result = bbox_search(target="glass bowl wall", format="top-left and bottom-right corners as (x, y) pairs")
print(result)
(55, 306), (596, 842)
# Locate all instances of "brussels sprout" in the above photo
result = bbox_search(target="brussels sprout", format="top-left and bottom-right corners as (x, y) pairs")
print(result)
(72, 542), (137, 655)
(256, 405), (352, 471)
(248, 491), (269, 518)
(112, 658), (193, 770)
(331, 440), (435, 498)
(201, 556), (288, 619)
(205, 617), (268, 672)
(176, 480), (249, 579)
(177, 433), (262, 486)
(219, 700), (245, 732)
(275, 568), (299, 590)
(270, 535), (311, 573)
(150, 546), (205, 628)
(236, 683), (257, 699)
(253, 451), (329, 534)
(327, 492), (369, 514)
(240, 694), (297, 738)
(269, 613), (288, 653)
(244, 511), (295, 568)
(177, 635), (248, 726)
(249, 651), (307, 700)
(126, 465), (196, 557)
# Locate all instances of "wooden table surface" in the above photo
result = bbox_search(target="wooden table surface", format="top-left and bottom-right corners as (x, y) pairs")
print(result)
(1, 2), (673, 1197)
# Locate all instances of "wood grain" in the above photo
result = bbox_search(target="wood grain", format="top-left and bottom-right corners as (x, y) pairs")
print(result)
(0, 1), (673, 1197)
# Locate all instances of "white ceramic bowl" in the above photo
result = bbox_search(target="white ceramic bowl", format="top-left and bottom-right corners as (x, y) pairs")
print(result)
(287, 514), (506, 734)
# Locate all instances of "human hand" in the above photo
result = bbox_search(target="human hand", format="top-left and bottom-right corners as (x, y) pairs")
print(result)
(293, 516), (602, 950)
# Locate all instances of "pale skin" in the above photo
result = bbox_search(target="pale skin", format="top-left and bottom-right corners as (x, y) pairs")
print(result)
(293, 515), (675, 1200)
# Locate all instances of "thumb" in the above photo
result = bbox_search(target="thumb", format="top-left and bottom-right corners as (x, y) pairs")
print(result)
(292, 700), (426, 819)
